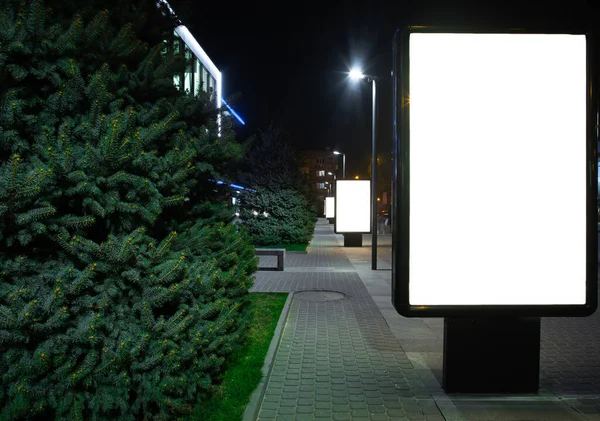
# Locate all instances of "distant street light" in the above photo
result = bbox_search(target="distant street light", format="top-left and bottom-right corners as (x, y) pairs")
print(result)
(348, 66), (379, 270)
(349, 68), (364, 80)
(333, 151), (346, 179)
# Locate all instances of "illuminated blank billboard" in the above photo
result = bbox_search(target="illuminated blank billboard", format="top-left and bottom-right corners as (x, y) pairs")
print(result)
(392, 28), (597, 317)
(335, 180), (371, 233)
(325, 197), (335, 218)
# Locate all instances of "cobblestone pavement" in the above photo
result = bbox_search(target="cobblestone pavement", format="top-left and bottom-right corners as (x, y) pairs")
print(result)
(257, 224), (353, 270)
(248, 219), (600, 420)
(251, 273), (444, 420)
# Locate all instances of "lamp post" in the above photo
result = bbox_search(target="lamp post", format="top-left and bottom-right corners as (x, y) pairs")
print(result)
(327, 171), (336, 224)
(327, 171), (336, 195)
(349, 67), (378, 270)
(333, 150), (346, 179)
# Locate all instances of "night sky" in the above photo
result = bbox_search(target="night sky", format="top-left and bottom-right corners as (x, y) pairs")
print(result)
(180, 0), (595, 176)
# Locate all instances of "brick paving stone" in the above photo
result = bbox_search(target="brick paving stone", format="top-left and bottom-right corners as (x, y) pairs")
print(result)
(253, 271), (443, 420)
(540, 309), (600, 398)
(258, 409), (276, 419)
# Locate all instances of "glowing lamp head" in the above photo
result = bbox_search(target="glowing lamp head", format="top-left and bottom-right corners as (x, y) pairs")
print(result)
(349, 68), (365, 80)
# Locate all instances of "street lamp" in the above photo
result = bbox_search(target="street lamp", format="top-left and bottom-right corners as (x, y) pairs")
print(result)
(327, 171), (336, 197)
(349, 66), (378, 270)
(333, 150), (346, 179)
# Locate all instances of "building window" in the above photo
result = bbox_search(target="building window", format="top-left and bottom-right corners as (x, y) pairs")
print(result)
(182, 47), (193, 94)
(317, 170), (325, 177)
(184, 67), (192, 94)
(202, 66), (208, 92)
(208, 76), (216, 104)
(193, 59), (200, 96)
(316, 183), (325, 190)
(316, 158), (325, 165)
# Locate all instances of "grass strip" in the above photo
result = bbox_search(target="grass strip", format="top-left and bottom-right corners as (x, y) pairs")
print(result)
(189, 292), (288, 421)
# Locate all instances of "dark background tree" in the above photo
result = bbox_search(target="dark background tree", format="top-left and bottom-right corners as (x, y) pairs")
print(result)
(237, 125), (316, 245)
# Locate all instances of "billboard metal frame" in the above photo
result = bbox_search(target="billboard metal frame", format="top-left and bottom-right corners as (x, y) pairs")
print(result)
(392, 25), (598, 317)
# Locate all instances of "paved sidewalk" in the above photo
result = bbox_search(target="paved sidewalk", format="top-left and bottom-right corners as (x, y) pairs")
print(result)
(248, 219), (600, 421)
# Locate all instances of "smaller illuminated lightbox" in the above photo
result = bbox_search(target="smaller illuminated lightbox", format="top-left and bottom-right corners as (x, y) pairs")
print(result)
(335, 180), (371, 233)
(325, 197), (335, 218)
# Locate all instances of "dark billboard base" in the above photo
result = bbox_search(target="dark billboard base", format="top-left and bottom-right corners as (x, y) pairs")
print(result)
(343, 233), (363, 247)
(443, 317), (540, 393)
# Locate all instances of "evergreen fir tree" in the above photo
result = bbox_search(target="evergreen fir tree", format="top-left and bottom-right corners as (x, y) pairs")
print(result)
(239, 188), (315, 245)
(237, 125), (316, 245)
(0, 1), (257, 420)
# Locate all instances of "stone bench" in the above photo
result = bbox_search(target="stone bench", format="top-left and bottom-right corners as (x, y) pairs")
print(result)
(255, 248), (285, 271)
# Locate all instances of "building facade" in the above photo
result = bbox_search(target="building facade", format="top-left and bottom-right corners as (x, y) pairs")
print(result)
(170, 28), (221, 108)
(159, 0), (244, 129)
(299, 150), (342, 215)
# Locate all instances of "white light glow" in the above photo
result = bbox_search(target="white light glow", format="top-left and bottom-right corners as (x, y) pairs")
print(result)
(349, 68), (364, 80)
(325, 197), (335, 218)
(409, 33), (587, 305)
(336, 180), (370, 232)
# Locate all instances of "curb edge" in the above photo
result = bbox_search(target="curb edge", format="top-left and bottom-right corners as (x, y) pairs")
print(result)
(242, 292), (294, 421)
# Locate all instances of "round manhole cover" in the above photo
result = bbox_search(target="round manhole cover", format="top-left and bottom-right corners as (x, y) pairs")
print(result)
(295, 290), (347, 301)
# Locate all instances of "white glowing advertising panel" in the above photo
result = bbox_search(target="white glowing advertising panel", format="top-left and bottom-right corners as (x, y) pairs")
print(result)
(325, 197), (335, 218)
(393, 29), (597, 316)
(335, 180), (370, 233)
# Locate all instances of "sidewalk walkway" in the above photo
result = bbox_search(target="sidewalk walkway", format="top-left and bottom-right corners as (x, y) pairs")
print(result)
(247, 219), (600, 421)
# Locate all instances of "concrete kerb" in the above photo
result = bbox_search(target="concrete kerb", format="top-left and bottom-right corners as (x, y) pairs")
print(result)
(305, 242), (313, 254)
(242, 292), (293, 421)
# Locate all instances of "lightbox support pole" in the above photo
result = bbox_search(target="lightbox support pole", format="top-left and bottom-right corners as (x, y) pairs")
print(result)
(443, 317), (541, 393)
(370, 77), (378, 270)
